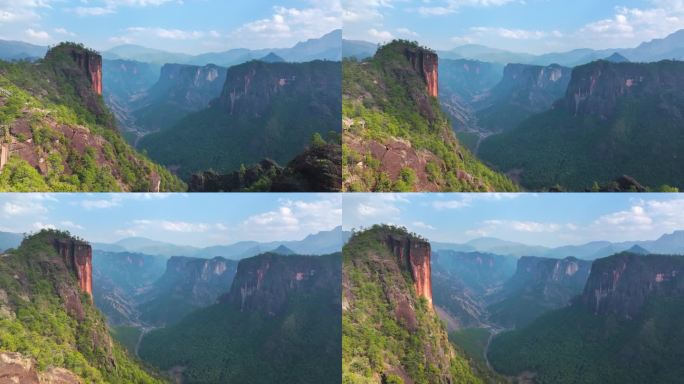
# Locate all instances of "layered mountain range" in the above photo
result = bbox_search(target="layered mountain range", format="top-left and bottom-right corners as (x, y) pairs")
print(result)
(343, 29), (684, 65)
(104, 29), (341, 66)
(433, 230), (684, 259)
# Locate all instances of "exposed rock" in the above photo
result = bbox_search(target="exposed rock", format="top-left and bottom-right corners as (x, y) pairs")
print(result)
(53, 239), (92, 298)
(0, 352), (40, 384)
(489, 256), (592, 328)
(381, 232), (433, 307)
(561, 60), (684, 118)
(221, 253), (339, 317)
(404, 47), (439, 97)
(150, 256), (238, 307)
(68, 48), (102, 96)
(580, 252), (684, 319)
(0, 352), (81, 384)
(475, 63), (572, 132)
(216, 60), (340, 117)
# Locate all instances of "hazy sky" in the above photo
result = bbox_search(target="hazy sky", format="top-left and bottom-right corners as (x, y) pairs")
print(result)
(343, 193), (684, 247)
(0, 193), (341, 247)
(0, 0), (341, 54)
(343, 0), (684, 53)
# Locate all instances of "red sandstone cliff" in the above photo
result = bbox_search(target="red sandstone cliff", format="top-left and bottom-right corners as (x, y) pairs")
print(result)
(65, 48), (103, 96)
(53, 239), (92, 298)
(383, 234), (433, 307)
(404, 48), (439, 98)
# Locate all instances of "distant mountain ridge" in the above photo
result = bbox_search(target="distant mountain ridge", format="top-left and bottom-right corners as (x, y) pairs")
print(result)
(87, 226), (344, 258)
(344, 29), (684, 66)
(103, 29), (341, 66)
(432, 230), (684, 259)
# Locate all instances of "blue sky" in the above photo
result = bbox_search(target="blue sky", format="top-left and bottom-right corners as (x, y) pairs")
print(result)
(0, 0), (341, 54)
(343, 194), (684, 247)
(343, 0), (684, 53)
(0, 193), (341, 247)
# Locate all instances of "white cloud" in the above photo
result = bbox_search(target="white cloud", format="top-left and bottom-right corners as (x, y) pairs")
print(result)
(32, 221), (56, 230)
(73, 6), (114, 16)
(76, 194), (171, 210)
(432, 193), (521, 210)
(367, 28), (393, 41)
(25, 28), (50, 41)
(396, 27), (418, 37)
(79, 198), (120, 210)
(470, 27), (549, 40)
(230, 0), (341, 48)
(60, 220), (84, 230)
(417, 0), (518, 16)
(54, 27), (75, 36)
(2, 195), (52, 217)
(126, 27), (205, 40)
(412, 221), (435, 230)
(342, 0), (393, 23)
(71, 0), (177, 17)
(466, 219), (567, 238)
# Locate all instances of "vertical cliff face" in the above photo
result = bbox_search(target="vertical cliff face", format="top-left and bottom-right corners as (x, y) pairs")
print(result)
(560, 60), (684, 119)
(53, 239), (93, 298)
(404, 48), (439, 97)
(69, 49), (103, 96)
(216, 60), (341, 118)
(145, 63), (228, 110)
(382, 233), (433, 306)
(144, 256), (238, 308)
(343, 226), (481, 383)
(580, 253), (684, 319)
(489, 256), (593, 328)
(222, 253), (340, 317)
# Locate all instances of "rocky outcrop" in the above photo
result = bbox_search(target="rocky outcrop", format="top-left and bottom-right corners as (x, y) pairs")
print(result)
(69, 48), (102, 96)
(560, 60), (684, 119)
(216, 60), (341, 117)
(491, 63), (570, 109)
(53, 239), (92, 298)
(146, 63), (227, 110)
(188, 143), (342, 192)
(489, 256), (592, 328)
(0, 352), (81, 384)
(511, 256), (592, 292)
(475, 63), (571, 132)
(381, 232), (433, 306)
(151, 256), (238, 307)
(222, 253), (340, 317)
(404, 47), (439, 97)
(580, 253), (684, 319)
